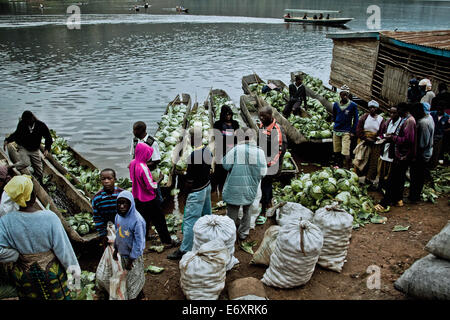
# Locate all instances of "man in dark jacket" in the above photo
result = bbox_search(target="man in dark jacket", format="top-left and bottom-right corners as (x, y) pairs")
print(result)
(3, 111), (52, 183)
(283, 75), (307, 118)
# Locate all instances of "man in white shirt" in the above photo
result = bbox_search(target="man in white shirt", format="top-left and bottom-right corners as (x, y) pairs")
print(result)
(131, 121), (163, 204)
(377, 106), (401, 193)
(419, 79), (435, 105)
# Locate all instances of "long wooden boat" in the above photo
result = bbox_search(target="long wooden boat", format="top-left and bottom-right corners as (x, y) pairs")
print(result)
(283, 9), (353, 26)
(156, 93), (192, 187)
(4, 144), (89, 242)
(290, 70), (371, 114)
(242, 74), (332, 144)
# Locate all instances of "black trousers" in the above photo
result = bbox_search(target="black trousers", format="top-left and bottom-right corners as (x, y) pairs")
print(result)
(135, 198), (172, 244)
(283, 100), (302, 118)
(380, 160), (409, 207)
(261, 175), (273, 213)
(212, 164), (228, 193)
(409, 157), (429, 201)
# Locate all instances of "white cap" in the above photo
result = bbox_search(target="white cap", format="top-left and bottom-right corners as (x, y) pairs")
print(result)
(340, 85), (350, 94)
(368, 100), (379, 108)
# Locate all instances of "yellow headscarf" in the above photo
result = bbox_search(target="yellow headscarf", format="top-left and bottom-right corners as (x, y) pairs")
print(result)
(4, 175), (33, 207)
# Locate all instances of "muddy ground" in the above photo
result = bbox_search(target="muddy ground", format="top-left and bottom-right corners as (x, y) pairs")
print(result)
(76, 144), (449, 300)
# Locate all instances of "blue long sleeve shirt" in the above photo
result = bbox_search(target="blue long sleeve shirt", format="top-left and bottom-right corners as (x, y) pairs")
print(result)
(333, 101), (359, 134)
(0, 210), (79, 269)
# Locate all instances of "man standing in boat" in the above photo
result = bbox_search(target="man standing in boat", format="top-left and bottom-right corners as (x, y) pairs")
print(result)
(283, 75), (307, 118)
(3, 110), (52, 184)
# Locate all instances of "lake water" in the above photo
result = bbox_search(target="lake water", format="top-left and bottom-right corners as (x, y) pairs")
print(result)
(1, 0), (449, 177)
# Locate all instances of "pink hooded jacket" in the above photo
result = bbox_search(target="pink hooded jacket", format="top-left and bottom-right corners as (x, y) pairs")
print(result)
(129, 142), (158, 202)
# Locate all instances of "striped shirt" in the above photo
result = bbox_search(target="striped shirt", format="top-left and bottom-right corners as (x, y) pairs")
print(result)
(92, 187), (124, 237)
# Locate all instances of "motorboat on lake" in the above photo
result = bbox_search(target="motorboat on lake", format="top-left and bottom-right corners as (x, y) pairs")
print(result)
(283, 9), (353, 26)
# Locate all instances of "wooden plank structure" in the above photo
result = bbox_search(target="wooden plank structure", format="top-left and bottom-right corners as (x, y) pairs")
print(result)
(326, 30), (450, 109)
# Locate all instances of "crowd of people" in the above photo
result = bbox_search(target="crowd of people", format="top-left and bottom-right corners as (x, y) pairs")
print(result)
(0, 75), (448, 300)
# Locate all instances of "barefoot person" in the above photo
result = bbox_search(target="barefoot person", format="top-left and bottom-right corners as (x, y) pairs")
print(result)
(3, 111), (53, 184)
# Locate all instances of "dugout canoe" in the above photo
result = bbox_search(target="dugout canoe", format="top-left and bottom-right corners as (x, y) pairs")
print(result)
(6, 143), (97, 242)
(4, 143), (90, 242)
(156, 93), (192, 187)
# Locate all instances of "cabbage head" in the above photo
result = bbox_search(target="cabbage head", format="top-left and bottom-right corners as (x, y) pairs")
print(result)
(290, 180), (302, 193)
(310, 185), (323, 200)
(337, 178), (351, 191)
(335, 191), (351, 205)
(322, 178), (337, 194)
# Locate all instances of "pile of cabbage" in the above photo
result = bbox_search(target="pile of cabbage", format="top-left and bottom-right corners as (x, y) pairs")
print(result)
(154, 103), (189, 186)
(213, 95), (246, 127)
(282, 151), (295, 171)
(273, 167), (381, 229)
(247, 82), (333, 140)
(175, 104), (211, 173)
(302, 75), (339, 102)
(67, 271), (96, 300)
(48, 130), (132, 196)
(248, 83), (288, 113)
(66, 212), (96, 235)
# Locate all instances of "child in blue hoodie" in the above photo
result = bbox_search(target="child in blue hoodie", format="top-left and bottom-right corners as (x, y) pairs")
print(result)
(113, 190), (146, 300)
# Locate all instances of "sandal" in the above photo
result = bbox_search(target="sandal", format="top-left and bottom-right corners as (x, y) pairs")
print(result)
(256, 216), (267, 225)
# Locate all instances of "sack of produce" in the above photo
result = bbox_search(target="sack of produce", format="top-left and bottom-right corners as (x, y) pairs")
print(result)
(228, 277), (267, 300)
(313, 203), (353, 273)
(96, 222), (117, 294)
(180, 239), (228, 300)
(275, 202), (313, 226)
(192, 214), (239, 271)
(262, 220), (323, 288)
(394, 254), (450, 300)
(425, 221), (450, 261)
(251, 226), (280, 266)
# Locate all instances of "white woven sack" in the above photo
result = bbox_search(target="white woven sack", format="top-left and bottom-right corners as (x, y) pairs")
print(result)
(192, 214), (239, 271)
(251, 225), (281, 266)
(179, 239), (228, 300)
(262, 219), (323, 288)
(313, 203), (353, 273)
(276, 202), (313, 226)
(95, 222), (117, 293)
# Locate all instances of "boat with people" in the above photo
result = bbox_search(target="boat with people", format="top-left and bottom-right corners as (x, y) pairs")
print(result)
(283, 9), (353, 26)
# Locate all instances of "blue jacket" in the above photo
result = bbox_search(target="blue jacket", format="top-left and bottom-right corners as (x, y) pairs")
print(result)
(333, 101), (359, 134)
(222, 142), (267, 205)
(114, 190), (146, 260)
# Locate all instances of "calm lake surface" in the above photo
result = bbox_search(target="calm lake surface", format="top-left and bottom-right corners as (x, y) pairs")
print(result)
(1, 0), (449, 177)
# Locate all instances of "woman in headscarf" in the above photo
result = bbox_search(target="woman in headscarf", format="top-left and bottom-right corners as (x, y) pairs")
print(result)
(113, 190), (146, 300)
(354, 100), (385, 188)
(0, 165), (19, 217)
(0, 175), (80, 300)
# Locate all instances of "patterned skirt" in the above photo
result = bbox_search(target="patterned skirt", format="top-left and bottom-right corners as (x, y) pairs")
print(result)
(10, 251), (71, 300)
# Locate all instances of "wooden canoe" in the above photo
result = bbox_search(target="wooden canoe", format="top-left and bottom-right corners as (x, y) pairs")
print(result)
(242, 73), (265, 96)
(4, 144), (90, 242)
(156, 93), (192, 187)
(0, 148), (45, 212)
(6, 143), (98, 242)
